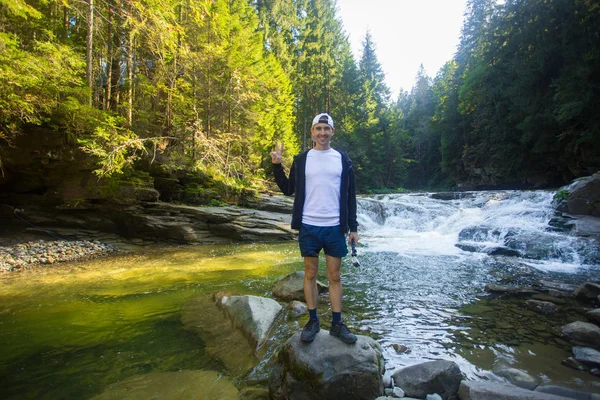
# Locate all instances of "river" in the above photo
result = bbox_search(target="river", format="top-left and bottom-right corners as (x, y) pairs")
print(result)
(1, 190), (599, 398)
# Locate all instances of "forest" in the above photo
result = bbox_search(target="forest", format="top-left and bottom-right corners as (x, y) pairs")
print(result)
(0, 0), (599, 198)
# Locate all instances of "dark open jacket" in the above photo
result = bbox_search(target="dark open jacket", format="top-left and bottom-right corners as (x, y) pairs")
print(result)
(272, 149), (358, 234)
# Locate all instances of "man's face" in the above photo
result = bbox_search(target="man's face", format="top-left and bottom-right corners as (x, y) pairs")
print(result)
(311, 123), (334, 148)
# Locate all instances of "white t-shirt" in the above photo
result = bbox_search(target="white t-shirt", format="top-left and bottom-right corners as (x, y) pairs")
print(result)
(302, 149), (342, 226)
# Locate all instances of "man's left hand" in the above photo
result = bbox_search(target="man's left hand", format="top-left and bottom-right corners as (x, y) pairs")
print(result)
(348, 232), (358, 245)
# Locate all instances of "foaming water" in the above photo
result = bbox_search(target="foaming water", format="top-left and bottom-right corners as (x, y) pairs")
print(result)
(347, 191), (600, 391)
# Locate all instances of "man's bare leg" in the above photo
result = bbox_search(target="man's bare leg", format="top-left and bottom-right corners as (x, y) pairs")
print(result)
(326, 254), (356, 343)
(325, 255), (342, 313)
(303, 256), (319, 309)
(300, 256), (321, 342)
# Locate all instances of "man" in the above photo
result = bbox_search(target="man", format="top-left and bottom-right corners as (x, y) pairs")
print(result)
(271, 112), (359, 344)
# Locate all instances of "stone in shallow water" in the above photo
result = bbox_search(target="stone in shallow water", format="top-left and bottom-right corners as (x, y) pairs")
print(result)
(494, 366), (539, 390)
(573, 346), (600, 368)
(92, 370), (238, 400)
(392, 360), (463, 399)
(562, 321), (600, 349)
(525, 299), (559, 314)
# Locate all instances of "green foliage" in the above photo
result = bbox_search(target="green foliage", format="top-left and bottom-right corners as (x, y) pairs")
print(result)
(2, 0), (599, 197)
(553, 189), (569, 202)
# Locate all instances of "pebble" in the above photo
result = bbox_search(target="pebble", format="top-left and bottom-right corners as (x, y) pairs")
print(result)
(0, 240), (117, 273)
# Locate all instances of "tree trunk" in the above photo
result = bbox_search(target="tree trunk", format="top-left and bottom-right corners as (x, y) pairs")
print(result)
(86, 0), (94, 106)
(105, 0), (114, 110)
(127, 32), (134, 125)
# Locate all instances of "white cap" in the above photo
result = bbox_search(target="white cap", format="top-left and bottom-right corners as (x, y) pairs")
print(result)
(312, 113), (334, 129)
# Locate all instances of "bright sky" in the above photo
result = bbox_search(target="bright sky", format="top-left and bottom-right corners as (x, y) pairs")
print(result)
(336, 0), (467, 98)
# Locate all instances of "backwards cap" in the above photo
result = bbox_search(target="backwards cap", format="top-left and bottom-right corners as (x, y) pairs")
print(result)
(311, 113), (334, 129)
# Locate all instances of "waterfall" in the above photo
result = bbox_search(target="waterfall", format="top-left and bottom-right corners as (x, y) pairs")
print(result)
(356, 191), (600, 270)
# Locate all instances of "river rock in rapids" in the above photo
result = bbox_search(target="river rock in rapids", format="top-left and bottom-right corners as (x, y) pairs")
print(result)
(269, 331), (384, 400)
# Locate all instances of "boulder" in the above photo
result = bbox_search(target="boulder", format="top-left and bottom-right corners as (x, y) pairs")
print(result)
(561, 321), (600, 349)
(216, 294), (282, 346)
(563, 172), (600, 217)
(494, 367), (539, 390)
(458, 381), (570, 400)
(573, 346), (600, 368)
(535, 385), (600, 400)
(272, 271), (329, 302)
(269, 331), (384, 400)
(587, 309), (600, 324)
(524, 299), (559, 314)
(574, 282), (600, 302)
(391, 360), (463, 400)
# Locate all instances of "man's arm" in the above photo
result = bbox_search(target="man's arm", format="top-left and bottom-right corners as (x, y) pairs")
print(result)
(271, 142), (295, 196)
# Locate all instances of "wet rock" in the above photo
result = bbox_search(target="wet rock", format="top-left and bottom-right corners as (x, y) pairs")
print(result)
(272, 271), (328, 302)
(91, 370), (239, 400)
(431, 192), (474, 201)
(288, 300), (307, 318)
(392, 343), (410, 354)
(562, 356), (588, 371)
(525, 299), (559, 314)
(217, 295), (282, 346)
(392, 387), (405, 397)
(575, 282), (600, 303)
(269, 331), (384, 400)
(561, 321), (600, 349)
(484, 246), (522, 257)
(426, 394), (443, 400)
(587, 309), (600, 324)
(392, 360), (463, 400)
(532, 294), (566, 304)
(534, 384), (600, 400)
(455, 243), (483, 253)
(549, 289), (574, 298)
(382, 374), (392, 388)
(561, 172), (600, 217)
(494, 366), (539, 390)
(573, 346), (600, 368)
(484, 284), (540, 295)
(459, 381), (569, 400)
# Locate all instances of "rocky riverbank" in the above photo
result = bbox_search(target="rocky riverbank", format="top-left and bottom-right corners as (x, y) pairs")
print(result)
(0, 239), (118, 273)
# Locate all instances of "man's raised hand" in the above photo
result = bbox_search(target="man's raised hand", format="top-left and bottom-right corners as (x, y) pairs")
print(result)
(270, 141), (284, 164)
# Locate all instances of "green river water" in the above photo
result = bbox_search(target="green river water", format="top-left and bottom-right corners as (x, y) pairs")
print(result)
(1, 240), (599, 399)
(0, 243), (303, 399)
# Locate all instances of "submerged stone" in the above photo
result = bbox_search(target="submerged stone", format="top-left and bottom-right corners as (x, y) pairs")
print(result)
(494, 366), (539, 390)
(92, 370), (239, 400)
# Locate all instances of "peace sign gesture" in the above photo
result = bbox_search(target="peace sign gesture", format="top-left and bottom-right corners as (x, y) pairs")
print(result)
(271, 141), (284, 164)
